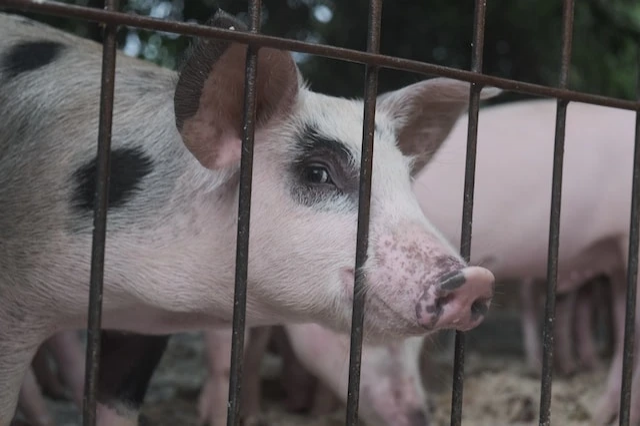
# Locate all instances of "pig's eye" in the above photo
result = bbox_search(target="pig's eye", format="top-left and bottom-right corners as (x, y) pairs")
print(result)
(305, 164), (333, 185)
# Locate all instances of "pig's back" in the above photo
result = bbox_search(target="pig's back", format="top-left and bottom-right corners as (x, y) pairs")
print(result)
(0, 12), (191, 240)
(414, 98), (636, 279)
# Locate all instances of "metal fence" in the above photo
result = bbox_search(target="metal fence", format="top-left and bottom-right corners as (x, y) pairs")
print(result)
(1, 0), (639, 425)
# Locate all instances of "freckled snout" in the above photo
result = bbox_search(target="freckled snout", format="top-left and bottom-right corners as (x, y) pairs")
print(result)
(415, 266), (494, 331)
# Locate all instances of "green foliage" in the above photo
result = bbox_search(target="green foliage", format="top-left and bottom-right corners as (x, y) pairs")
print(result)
(3, 0), (638, 101)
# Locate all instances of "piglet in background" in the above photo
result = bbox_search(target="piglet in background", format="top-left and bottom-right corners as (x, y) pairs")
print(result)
(199, 325), (430, 426)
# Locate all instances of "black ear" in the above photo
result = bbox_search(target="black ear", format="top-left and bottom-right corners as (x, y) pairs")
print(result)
(174, 9), (299, 170)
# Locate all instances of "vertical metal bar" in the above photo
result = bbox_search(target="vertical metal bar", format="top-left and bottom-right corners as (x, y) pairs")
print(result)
(450, 1), (487, 424)
(344, 0), (382, 425)
(538, 0), (575, 425)
(82, 1), (119, 425)
(618, 46), (640, 426)
(226, 2), (261, 426)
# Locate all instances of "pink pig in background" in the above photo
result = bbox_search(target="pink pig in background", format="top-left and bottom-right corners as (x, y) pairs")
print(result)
(414, 98), (637, 425)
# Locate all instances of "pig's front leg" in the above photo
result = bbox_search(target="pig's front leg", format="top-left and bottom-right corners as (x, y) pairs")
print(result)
(198, 328), (251, 426)
(520, 278), (543, 377)
(241, 327), (273, 425)
(96, 331), (169, 426)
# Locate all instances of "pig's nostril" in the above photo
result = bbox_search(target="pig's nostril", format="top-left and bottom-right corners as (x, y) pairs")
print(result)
(438, 271), (466, 291)
(408, 409), (429, 426)
(471, 298), (490, 320)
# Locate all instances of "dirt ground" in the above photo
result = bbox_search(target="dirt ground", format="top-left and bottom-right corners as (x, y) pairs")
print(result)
(43, 327), (611, 426)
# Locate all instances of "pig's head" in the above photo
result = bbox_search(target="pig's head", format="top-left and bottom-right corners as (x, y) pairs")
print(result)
(174, 10), (499, 341)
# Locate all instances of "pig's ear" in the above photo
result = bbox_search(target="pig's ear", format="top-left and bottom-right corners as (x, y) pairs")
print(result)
(174, 10), (299, 170)
(377, 77), (501, 175)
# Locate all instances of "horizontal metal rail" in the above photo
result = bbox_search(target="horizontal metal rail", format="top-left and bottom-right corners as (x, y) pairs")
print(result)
(0, 0), (638, 111)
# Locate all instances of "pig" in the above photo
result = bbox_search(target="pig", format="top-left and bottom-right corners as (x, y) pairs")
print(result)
(0, 9), (498, 425)
(411, 98), (637, 425)
(199, 325), (430, 426)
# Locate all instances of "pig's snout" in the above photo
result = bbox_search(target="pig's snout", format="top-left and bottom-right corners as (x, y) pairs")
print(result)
(416, 266), (494, 331)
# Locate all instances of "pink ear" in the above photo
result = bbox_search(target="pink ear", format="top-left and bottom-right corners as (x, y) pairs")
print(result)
(174, 10), (299, 170)
(377, 77), (501, 175)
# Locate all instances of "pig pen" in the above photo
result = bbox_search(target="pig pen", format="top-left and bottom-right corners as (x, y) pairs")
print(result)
(41, 279), (613, 426)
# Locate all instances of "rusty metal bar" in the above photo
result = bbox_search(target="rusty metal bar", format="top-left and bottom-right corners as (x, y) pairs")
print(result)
(0, 0), (638, 111)
(345, 0), (382, 425)
(81, 0), (119, 425)
(538, 0), (575, 425)
(618, 46), (640, 426)
(226, 2), (262, 426)
(450, 0), (487, 424)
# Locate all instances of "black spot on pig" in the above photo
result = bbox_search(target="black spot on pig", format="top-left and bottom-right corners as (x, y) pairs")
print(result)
(2, 40), (65, 78)
(72, 147), (154, 212)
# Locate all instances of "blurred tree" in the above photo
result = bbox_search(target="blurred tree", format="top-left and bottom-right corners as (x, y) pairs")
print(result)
(2, 0), (638, 102)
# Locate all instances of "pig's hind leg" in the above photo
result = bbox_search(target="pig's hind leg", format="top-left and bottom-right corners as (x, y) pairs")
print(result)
(95, 331), (169, 426)
(241, 327), (273, 425)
